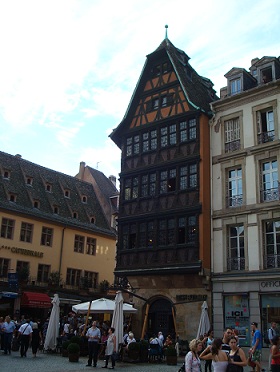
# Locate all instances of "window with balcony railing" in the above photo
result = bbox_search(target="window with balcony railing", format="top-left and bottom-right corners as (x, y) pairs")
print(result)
(227, 225), (245, 271)
(224, 118), (240, 153)
(263, 220), (280, 269)
(257, 108), (275, 144)
(261, 160), (279, 202)
(226, 167), (243, 207)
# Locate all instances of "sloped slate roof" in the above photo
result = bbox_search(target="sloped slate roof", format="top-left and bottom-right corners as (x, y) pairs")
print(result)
(0, 151), (115, 237)
(110, 38), (218, 146)
(87, 167), (119, 214)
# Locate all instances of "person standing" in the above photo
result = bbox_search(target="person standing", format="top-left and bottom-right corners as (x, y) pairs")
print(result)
(205, 330), (214, 372)
(3, 315), (16, 355)
(269, 322), (278, 370)
(31, 322), (42, 357)
(102, 327), (116, 369)
(185, 339), (203, 372)
(221, 328), (233, 355)
(270, 336), (280, 372)
(86, 321), (101, 367)
(228, 336), (247, 372)
(200, 338), (228, 372)
(18, 318), (33, 357)
(250, 322), (262, 372)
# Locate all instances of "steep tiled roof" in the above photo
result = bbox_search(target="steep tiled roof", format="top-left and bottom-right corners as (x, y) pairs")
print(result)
(110, 38), (218, 146)
(0, 151), (115, 237)
(87, 167), (119, 214)
(152, 38), (218, 113)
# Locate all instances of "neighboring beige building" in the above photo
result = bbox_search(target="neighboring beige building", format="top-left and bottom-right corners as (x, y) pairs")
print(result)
(0, 151), (116, 318)
(211, 56), (280, 347)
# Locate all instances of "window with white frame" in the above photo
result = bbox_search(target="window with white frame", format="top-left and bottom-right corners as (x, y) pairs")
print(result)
(264, 220), (280, 269)
(0, 258), (9, 277)
(37, 264), (50, 283)
(261, 160), (279, 202)
(86, 237), (96, 255)
(227, 225), (245, 271)
(41, 227), (53, 246)
(1, 218), (15, 239)
(20, 222), (33, 243)
(227, 167), (243, 207)
(224, 117), (240, 153)
(230, 78), (241, 95)
(74, 235), (85, 253)
(66, 268), (81, 287)
(257, 108), (275, 144)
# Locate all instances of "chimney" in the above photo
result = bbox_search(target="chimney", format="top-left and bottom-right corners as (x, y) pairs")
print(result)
(15, 154), (22, 159)
(78, 161), (86, 180)
(109, 175), (116, 188)
(251, 57), (259, 66)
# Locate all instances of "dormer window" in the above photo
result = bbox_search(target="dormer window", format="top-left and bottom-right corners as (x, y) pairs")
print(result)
(64, 189), (70, 198)
(3, 170), (10, 179)
(261, 66), (272, 83)
(82, 195), (87, 203)
(90, 217), (95, 224)
(9, 193), (17, 202)
(45, 183), (52, 192)
(33, 200), (40, 209)
(230, 78), (241, 95)
(26, 177), (33, 186)
(53, 206), (59, 214)
(73, 212), (78, 219)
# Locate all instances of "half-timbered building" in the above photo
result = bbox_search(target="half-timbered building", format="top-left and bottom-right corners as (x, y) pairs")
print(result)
(110, 35), (217, 339)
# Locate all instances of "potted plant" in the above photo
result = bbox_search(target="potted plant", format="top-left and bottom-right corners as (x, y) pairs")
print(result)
(128, 342), (140, 362)
(67, 342), (80, 362)
(165, 345), (177, 365)
(62, 340), (70, 357)
(139, 339), (149, 362)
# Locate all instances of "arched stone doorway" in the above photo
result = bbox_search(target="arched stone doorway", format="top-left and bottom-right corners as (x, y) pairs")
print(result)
(146, 298), (174, 338)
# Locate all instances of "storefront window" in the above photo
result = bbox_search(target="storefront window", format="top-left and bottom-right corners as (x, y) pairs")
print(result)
(224, 294), (250, 346)
(261, 294), (280, 345)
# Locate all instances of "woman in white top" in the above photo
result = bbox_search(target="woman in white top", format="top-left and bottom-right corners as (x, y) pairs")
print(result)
(185, 339), (203, 372)
(102, 327), (116, 369)
(200, 338), (228, 372)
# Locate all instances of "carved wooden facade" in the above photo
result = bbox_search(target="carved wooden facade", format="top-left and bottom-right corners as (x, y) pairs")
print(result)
(111, 38), (217, 280)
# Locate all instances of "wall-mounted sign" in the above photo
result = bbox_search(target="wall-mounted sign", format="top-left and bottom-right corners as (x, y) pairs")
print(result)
(0, 245), (43, 258)
(261, 281), (280, 288)
(176, 295), (207, 302)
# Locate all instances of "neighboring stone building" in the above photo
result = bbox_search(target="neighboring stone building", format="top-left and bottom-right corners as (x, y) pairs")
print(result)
(0, 151), (116, 318)
(211, 56), (280, 347)
(110, 35), (217, 339)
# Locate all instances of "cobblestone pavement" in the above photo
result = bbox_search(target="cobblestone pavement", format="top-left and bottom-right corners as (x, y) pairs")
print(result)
(0, 350), (270, 372)
(1, 351), (184, 372)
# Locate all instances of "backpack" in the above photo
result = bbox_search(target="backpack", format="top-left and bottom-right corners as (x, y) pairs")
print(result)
(264, 327), (276, 345)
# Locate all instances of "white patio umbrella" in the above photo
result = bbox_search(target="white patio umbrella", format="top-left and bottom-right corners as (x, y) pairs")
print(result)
(111, 291), (124, 349)
(72, 297), (137, 314)
(44, 293), (60, 351)
(196, 301), (211, 339)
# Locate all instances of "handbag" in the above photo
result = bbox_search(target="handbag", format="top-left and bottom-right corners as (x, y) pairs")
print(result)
(111, 351), (119, 362)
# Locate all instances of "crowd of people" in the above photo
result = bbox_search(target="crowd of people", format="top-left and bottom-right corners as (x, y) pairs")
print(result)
(184, 322), (280, 372)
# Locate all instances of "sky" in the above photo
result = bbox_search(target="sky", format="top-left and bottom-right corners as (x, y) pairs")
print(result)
(0, 0), (279, 188)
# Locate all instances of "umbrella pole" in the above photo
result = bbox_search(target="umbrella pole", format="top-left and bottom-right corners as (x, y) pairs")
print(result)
(82, 301), (92, 336)
(141, 303), (150, 340)
(172, 306), (178, 337)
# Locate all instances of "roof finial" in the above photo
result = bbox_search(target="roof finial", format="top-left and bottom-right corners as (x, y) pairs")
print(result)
(165, 25), (168, 39)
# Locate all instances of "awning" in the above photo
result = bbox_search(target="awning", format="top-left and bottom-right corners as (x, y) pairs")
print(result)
(1, 292), (18, 299)
(21, 292), (51, 308)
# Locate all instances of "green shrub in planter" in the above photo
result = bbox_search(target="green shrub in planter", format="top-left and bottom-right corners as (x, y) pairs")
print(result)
(69, 335), (81, 345)
(67, 342), (80, 354)
(165, 345), (177, 356)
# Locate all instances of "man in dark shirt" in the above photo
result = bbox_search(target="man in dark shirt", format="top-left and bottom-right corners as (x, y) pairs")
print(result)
(221, 328), (233, 355)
